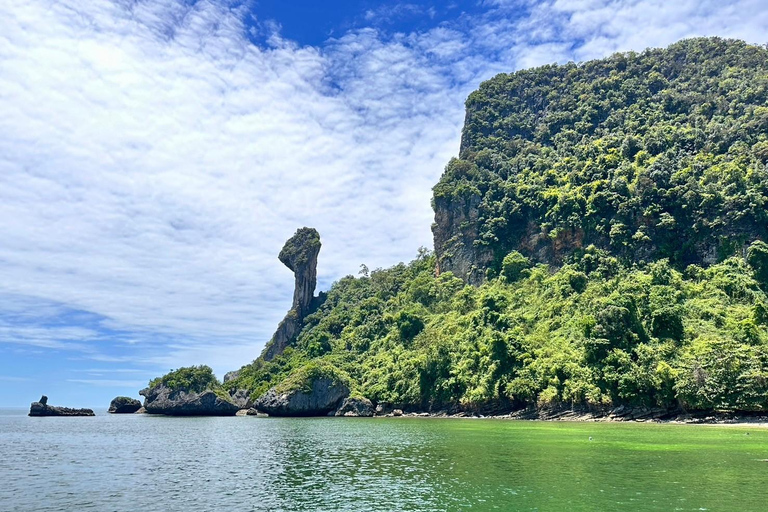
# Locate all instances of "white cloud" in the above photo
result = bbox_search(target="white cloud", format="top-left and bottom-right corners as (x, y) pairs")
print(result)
(67, 379), (149, 388)
(1, 0), (766, 379)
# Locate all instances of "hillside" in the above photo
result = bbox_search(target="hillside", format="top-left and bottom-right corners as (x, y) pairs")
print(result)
(220, 38), (768, 414)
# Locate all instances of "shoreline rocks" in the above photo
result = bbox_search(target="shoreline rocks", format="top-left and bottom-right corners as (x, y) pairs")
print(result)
(28, 395), (94, 417)
(254, 376), (349, 417)
(108, 396), (142, 414)
(139, 384), (239, 416)
(335, 397), (374, 417)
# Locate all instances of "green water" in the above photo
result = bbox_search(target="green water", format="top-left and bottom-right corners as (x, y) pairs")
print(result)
(2, 409), (767, 511)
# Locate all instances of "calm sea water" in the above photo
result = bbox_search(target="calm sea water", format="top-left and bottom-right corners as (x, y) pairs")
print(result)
(1, 408), (767, 511)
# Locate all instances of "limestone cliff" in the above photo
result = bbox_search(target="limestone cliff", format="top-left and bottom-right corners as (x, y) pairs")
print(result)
(261, 227), (321, 361)
(432, 38), (768, 284)
(432, 191), (492, 286)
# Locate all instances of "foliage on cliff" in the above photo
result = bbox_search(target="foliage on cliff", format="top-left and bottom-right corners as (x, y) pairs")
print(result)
(225, 38), (768, 413)
(227, 246), (768, 412)
(434, 37), (768, 277)
(148, 365), (220, 394)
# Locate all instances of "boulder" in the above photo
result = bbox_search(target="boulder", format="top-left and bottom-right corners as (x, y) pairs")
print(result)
(335, 397), (374, 417)
(139, 384), (239, 416)
(29, 396), (94, 417)
(108, 396), (142, 414)
(254, 376), (349, 417)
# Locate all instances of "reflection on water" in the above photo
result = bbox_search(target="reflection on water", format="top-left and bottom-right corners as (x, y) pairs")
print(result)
(1, 408), (767, 511)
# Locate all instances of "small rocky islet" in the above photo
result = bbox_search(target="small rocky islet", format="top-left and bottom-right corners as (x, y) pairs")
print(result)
(108, 396), (142, 414)
(28, 396), (94, 417)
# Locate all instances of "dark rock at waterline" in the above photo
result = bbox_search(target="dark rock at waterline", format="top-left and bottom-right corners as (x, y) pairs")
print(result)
(139, 384), (239, 416)
(108, 396), (142, 414)
(254, 377), (349, 417)
(335, 397), (374, 417)
(29, 396), (94, 417)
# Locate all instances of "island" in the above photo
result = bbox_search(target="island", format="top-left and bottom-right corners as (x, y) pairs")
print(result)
(29, 395), (95, 417)
(146, 37), (768, 421)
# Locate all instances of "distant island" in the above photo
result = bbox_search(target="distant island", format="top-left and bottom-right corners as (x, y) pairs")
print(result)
(142, 37), (768, 420)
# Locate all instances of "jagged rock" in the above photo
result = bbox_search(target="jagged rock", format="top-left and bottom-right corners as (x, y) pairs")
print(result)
(223, 370), (240, 383)
(135, 407), (146, 414)
(335, 397), (374, 417)
(261, 228), (321, 361)
(254, 377), (349, 417)
(29, 396), (94, 417)
(139, 384), (239, 416)
(392, 409), (404, 417)
(228, 388), (252, 409)
(108, 396), (142, 414)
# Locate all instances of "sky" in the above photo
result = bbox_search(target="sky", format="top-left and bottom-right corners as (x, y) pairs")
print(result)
(1, 0), (767, 407)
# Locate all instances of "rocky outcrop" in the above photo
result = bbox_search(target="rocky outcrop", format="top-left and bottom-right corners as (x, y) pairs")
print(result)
(261, 227), (322, 361)
(28, 395), (94, 417)
(254, 377), (349, 416)
(228, 388), (253, 409)
(108, 396), (142, 414)
(223, 370), (240, 383)
(335, 397), (374, 417)
(139, 384), (239, 416)
(432, 192), (493, 286)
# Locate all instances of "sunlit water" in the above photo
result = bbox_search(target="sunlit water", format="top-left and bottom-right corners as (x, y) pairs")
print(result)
(1, 408), (767, 511)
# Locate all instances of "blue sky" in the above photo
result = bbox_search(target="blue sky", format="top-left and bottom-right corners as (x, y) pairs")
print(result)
(1, 0), (767, 407)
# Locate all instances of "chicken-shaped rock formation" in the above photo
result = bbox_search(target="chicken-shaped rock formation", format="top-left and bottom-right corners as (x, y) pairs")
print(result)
(261, 227), (321, 361)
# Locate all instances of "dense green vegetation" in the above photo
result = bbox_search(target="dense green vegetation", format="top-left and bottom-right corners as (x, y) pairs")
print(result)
(149, 365), (220, 394)
(223, 38), (768, 414)
(227, 246), (768, 412)
(435, 37), (768, 273)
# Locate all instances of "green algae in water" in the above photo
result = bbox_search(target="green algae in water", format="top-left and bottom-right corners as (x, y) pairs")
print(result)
(1, 410), (767, 511)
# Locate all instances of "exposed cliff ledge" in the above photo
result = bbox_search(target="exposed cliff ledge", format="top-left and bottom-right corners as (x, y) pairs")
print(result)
(432, 192), (492, 286)
(261, 227), (321, 361)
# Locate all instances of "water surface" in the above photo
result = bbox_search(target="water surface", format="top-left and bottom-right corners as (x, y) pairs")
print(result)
(2, 408), (767, 511)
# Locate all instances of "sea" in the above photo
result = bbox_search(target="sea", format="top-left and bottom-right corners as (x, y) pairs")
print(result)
(1, 407), (767, 511)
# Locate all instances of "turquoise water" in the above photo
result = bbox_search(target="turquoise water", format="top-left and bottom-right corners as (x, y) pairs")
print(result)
(1, 408), (767, 511)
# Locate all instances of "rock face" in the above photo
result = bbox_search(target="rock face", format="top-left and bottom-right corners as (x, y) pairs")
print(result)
(254, 377), (349, 417)
(261, 227), (322, 361)
(108, 396), (142, 414)
(29, 396), (94, 417)
(228, 388), (253, 409)
(223, 370), (240, 383)
(432, 192), (493, 286)
(335, 397), (374, 417)
(139, 384), (239, 416)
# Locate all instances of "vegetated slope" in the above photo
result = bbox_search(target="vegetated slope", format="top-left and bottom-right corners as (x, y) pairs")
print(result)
(225, 38), (768, 414)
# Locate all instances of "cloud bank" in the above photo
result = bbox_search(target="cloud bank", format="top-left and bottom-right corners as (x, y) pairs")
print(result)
(1, 0), (766, 388)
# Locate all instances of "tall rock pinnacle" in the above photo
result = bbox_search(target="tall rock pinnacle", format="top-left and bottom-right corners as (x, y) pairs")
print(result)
(261, 227), (321, 361)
